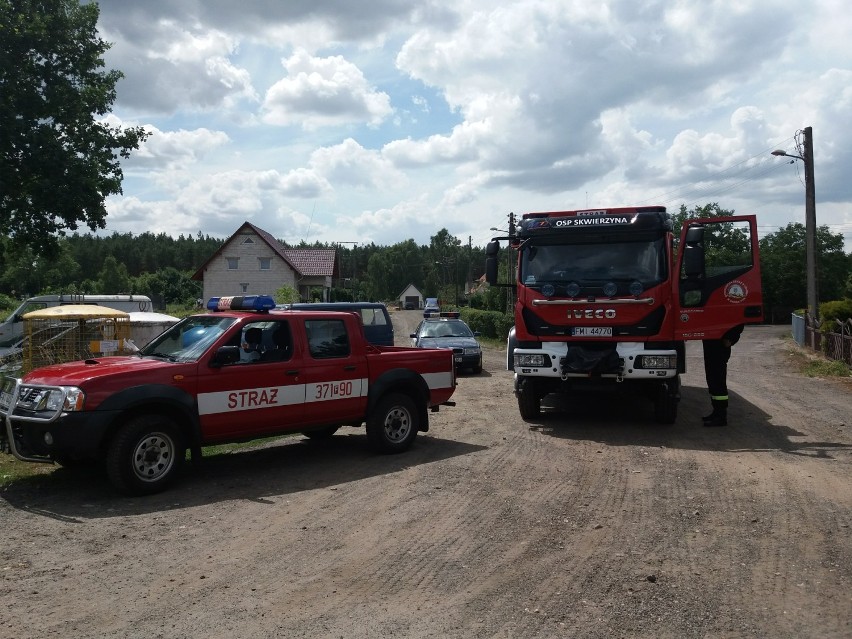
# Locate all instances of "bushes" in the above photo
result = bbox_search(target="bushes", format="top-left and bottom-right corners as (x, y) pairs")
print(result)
(460, 308), (513, 340)
(820, 299), (852, 332)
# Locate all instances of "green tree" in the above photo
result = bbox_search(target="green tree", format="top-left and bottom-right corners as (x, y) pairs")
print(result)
(0, 0), (148, 256)
(759, 223), (850, 320)
(98, 254), (131, 293)
(275, 285), (298, 305)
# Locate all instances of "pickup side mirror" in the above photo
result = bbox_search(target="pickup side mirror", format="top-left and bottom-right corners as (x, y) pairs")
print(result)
(682, 225), (705, 279)
(210, 345), (240, 367)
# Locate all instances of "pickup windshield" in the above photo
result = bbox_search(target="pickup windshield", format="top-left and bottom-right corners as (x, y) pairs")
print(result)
(140, 316), (236, 362)
(520, 239), (666, 293)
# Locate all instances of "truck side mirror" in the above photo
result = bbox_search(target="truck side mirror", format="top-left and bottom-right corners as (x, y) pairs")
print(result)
(210, 345), (240, 367)
(485, 241), (500, 285)
(682, 225), (705, 279)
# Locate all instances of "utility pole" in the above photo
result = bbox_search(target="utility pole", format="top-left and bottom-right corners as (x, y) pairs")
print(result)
(803, 126), (819, 323)
(507, 212), (516, 314)
(771, 126), (819, 323)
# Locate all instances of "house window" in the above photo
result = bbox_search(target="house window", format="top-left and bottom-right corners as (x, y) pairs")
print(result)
(242, 237), (255, 244)
(259, 257), (271, 271)
(241, 283), (249, 293)
(227, 257), (239, 270)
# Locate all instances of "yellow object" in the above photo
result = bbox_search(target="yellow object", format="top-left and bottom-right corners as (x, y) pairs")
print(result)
(21, 305), (132, 372)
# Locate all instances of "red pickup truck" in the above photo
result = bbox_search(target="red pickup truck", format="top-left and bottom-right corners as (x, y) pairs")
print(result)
(0, 296), (457, 495)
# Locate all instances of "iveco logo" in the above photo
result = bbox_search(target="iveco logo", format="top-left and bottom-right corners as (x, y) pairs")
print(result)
(570, 309), (616, 319)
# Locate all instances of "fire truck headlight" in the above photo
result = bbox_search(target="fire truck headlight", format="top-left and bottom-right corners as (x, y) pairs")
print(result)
(629, 280), (644, 296)
(515, 353), (549, 367)
(603, 281), (618, 297)
(565, 282), (581, 298)
(636, 355), (677, 369)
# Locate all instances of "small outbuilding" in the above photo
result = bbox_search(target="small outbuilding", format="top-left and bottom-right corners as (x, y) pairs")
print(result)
(396, 284), (424, 310)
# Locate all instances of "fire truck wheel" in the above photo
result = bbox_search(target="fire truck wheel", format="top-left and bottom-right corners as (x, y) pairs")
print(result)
(366, 393), (419, 453)
(653, 380), (679, 425)
(106, 415), (185, 495)
(302, 425), (340, 440)
(517, 386), (541, 421)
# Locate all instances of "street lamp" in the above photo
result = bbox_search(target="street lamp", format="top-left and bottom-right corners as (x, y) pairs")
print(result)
(771, 126), (818, 322)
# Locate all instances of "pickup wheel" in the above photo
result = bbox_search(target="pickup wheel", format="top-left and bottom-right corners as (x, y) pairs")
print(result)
(366, 393), (419, 453)
(106, 415), (185, 495)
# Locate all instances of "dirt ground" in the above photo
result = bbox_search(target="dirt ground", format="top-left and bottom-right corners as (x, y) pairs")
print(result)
(1, 311), (851, 639)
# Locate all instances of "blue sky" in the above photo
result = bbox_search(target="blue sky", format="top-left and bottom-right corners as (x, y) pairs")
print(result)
(94, 0), (852, 250)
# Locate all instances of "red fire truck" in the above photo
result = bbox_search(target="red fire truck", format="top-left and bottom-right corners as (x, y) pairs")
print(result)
(0, 295), (457, 495)
(485, 206), (763, 423)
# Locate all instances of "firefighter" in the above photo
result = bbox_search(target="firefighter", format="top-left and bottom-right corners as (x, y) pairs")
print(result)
(702, 324), (744, 427)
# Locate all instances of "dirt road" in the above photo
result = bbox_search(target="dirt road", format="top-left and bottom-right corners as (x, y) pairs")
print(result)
(2, 312), (850, 638)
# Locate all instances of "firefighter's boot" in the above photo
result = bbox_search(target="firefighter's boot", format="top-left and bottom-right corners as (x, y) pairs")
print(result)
(702, 399), (728, 427)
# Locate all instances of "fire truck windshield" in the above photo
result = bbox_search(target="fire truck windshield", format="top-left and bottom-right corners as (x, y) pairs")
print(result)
(520, 239), (666, 290)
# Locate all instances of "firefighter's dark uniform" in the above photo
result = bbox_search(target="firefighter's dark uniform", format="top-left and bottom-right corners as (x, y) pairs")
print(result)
(701, 325), (744, 426)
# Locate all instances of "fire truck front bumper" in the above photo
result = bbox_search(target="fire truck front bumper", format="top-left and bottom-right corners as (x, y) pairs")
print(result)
(512, 342), (678, 380)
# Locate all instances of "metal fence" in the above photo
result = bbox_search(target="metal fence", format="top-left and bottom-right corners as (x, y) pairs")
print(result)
(791, 313), (852, 366)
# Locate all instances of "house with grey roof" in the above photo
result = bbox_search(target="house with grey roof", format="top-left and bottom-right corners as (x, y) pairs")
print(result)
(192, 221), (338, 302)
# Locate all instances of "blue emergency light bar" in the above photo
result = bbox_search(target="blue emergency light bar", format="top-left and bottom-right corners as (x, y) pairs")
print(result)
(207, 295), (276, 312)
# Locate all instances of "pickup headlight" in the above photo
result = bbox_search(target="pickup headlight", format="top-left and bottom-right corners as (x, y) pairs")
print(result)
(514, 353), (550, 367)
(463, 347), (480, 355)
(635, 355), (677, 369)
(18, 386), (86, 412)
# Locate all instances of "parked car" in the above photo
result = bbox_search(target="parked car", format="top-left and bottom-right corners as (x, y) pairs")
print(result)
(423, 298), (440, 317)
(410, 313), (482, 374)
(275, 302), (394, 346)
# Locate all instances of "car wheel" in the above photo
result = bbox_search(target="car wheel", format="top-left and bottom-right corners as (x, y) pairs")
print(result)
(366, 393), (419, 453)
(106, 415), (185, 495)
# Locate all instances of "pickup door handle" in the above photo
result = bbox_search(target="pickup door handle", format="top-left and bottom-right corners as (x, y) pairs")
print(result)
(343, 365), (357, 371)
(286, 370), (300, 376)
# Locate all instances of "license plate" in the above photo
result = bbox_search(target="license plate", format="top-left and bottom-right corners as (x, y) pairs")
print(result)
(454, 356), (463, 362)
(573, 326), (612, 337)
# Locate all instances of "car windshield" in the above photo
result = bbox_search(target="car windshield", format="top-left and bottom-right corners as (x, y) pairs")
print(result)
(422, 320), (473, 338)
(140, 316), (236, 362)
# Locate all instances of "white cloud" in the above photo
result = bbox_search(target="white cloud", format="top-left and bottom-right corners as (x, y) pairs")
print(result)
(127, 126), (232, 171)
(87, 0), (852, 249)
(309, 138), (406, 190)
(261, 50), (393, 129)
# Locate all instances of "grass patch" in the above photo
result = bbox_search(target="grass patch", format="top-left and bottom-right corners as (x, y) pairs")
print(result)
(802, 358), (852, 378)
(0, 455), (51, 487)
(0, 434), (297, 488)
(786, 343), (852, 379)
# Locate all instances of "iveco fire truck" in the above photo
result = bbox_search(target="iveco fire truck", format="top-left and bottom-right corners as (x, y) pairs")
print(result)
(485, 206), (763, 423)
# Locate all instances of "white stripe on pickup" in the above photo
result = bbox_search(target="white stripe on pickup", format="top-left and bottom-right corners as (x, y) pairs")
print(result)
(305, 378), (369, 403)
(197, 385), (304, 415)
(422, 371), (454, 391)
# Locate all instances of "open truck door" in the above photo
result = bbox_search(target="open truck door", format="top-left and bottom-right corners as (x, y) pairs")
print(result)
(675, 215), (763, 340)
